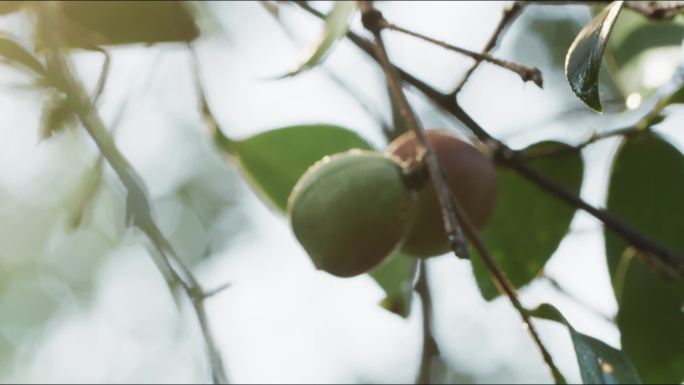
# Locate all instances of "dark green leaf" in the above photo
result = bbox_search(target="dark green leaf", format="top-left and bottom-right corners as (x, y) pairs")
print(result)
(565, 1), (624, 112)
(228, 125), (373, 212)
(667, 84), (684, 105)
(605, 134), (684, 384)
(472, 142), (583, 300)
(369, 252), (417, 317)
(56, 1), (199, 47)
(0, 34), (45, 75)
(281, 1), (355, 77)
(610, 11), (684, 68)
(529, 303), (641, 384)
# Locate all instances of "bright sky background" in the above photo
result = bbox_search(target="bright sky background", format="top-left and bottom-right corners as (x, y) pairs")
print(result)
(1, 1), (683, 383)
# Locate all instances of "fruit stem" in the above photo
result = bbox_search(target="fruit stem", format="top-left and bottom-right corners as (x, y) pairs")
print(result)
(358, 0), (471, 260)
(358, 2), (565, 383)
(401, 157), (430, 192)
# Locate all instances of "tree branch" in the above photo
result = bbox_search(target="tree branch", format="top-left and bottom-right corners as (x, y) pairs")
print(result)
(357, 2), (564, 383)
(451, 0), (526, 97)
(451, 193), (567, 383)
(542, 274), (615, 324)
(526, 0), (684, 21)
(523, 124), (647, 159)
(382, 20), (542, 89)
(415, 261), (439, 385)
(356, 1), (470, 259)
(37, 6), (228, 383)
(293, 0), (684, 276)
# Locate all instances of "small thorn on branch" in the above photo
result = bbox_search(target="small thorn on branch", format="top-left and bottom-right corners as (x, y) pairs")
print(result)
(203, 282), (232, 299)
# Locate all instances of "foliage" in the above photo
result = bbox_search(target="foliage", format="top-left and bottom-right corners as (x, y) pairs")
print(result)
(1, 1), (684, 384)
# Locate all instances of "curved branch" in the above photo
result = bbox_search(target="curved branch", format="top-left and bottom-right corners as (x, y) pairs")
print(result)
(356, 1), (470, 259)
(451, 1), (526, 96)
(415, 261), (439, 385)
(293, 0), (684, 276)
(37, 6), (228, 383)
(383, 20), (542, 88)
(357, 2), (565, 383)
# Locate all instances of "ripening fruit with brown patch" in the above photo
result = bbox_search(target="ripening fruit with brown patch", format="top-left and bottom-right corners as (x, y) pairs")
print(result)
(288, 150), (417, 277)
(388, 130), (497, 257)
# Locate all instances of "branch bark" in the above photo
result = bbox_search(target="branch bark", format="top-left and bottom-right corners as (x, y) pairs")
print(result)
(415, 261), (439, 385)
(293, 0), (684, 276)
(357, 2), (565, 383)
(451, 0), (527, 96)
(356, 0), (470, 259)
(37, 5), (228, 383)
(383, 20), (542, 88)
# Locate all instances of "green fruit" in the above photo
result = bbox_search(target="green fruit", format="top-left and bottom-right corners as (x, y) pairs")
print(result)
(288, 150), (416, 277)
(388, 130), (497, 257)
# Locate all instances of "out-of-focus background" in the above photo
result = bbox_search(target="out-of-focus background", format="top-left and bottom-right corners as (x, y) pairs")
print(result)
(0, 1), (683, 383)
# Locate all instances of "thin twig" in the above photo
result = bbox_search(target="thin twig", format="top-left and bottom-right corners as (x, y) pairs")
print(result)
(90, 45), (110, 105)
(451, 1), (526, 97)
(542, 274), (615, 324)
(526, 0), (684, 20)
(523, 125), (646, 159)
(451, 192), (567, 383)
(383, 19), (542, 89)
(293, 2), (684, 276)
(415, 261), (439, 385)
(262, 2), (393, 135)
(357, 0), (470, 259)
(37, 6), (228, 383)
(357, 2), (564, 383)
(203, 282), (233, 299)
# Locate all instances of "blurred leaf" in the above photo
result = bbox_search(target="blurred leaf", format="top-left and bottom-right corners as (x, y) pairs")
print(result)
(226, 124), (373, 212)
(667, 84), (684, 105)
(40, 93), (77, 139)
(281, 1), (355, 77)
(529, 303), (641, 384)
(0, 34), (45, 75)
(610, 11), (684, 68)
(472, 142), (583, 300)
(605, 134), (684, 383)
(0, 1), (23, 15)
(565, 1), (624, 112)
(369, 252), (417, 317)
(55, 1), (199, 47)
(613, 46), (680, 101)
(518, 17), (581, 68)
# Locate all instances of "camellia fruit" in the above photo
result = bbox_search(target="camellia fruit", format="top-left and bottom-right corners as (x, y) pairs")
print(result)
(288, 150), (416, 277)
(388, 130), (497, 257)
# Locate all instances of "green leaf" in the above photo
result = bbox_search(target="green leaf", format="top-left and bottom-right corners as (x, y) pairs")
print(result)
(55, 1), (199, 47)
(0, 34), (45, 75)
(472, 142), (583, 300)
(565, 1), (624, 112)
(666, 84), (684, 106)
(529, 303), (641, 384)
(281, 1), (355, 77)
(605, 134), (684, 384)
(227, 124), (373, 212)
(0, 1), (23, 15)
(369, 252), (417, 317)
(610, 11), (684, 68)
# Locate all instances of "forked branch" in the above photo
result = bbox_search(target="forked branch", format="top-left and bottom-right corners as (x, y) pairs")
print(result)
(357, 2), (565, 383)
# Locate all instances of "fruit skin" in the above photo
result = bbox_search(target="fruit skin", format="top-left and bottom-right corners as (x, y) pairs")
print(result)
(288, 150), (416, 277)
(388, 130), (497, 257)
